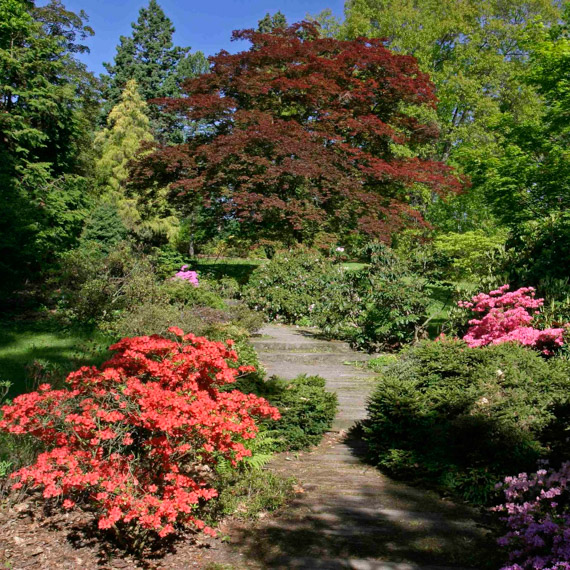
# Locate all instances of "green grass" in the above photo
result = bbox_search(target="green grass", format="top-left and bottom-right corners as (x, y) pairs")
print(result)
(0, 319), (112, 397)
(342, 262), (369, 272)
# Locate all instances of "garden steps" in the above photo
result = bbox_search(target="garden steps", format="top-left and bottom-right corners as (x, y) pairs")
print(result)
(209, 324), (490, 569)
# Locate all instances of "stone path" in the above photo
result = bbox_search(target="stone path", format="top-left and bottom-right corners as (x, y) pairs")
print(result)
(211, 325), (491, 570)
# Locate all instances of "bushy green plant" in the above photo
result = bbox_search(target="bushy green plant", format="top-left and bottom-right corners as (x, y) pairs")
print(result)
(313, 246), (430, 350)
(160, 279), (226, 309)
(506, 213), (570, 288)
(54, 241), (164, 325)
(244, 250), (339, 323)
(433, 230), (507, 280)
(232, 374), (338, 452)
(363, 340), (570, 504)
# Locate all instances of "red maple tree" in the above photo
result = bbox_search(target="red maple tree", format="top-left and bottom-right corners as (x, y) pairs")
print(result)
(133, 22), (460, 243)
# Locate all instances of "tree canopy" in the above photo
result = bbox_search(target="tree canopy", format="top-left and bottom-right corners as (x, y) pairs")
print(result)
(133, 22), (460, 245)
(0, 0), (98, 287)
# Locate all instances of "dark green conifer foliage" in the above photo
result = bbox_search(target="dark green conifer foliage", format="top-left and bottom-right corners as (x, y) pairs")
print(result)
(101, 0), (208, 143)
(0, 0), (98, 292)
(257, 11), (288, 33)
(81, 202), (128, 252)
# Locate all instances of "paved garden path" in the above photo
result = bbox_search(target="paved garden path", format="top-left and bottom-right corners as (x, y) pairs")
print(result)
(208, 325), (491, 570)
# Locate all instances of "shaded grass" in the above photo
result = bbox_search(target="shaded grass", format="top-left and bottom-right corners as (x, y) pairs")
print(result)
(0, 319), (112, 397)
(190, 257), (265, 285)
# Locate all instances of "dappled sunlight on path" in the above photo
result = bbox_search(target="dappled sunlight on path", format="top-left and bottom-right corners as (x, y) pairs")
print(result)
(212, 325), (492, 569)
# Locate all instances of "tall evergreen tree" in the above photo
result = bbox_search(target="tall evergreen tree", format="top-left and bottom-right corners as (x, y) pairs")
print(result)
(0, 0), (98, 291)
(101, 0), (208, 143)
(257, 11), (288, 32)
(95, 79), (177, 246)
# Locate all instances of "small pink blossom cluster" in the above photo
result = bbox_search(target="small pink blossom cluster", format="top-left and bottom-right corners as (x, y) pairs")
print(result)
(493, 463), (570, 570)
(458, 285), (566, 355)
(172, 265), (199, 286)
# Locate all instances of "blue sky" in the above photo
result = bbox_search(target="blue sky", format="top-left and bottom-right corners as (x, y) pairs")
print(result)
(44, 0), (345, 76)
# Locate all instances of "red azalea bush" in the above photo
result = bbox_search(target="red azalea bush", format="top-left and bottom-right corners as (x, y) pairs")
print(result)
(0, 327), (279, 542)
(458, 285), (567, 354)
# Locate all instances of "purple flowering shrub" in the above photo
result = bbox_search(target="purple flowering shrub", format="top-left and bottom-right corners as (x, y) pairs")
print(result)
(172, 265), (199, 287)
(494, 463), (570, 570)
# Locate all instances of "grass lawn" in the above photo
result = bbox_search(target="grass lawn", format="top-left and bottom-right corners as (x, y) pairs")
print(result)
(342, 262), (369, 272)
(0, 319), (112, 398)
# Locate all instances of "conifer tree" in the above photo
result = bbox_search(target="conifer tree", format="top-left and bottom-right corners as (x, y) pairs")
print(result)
(101, 0), (208, 142)
(95, 79), (154, 194)
(257, 11), (287, 33)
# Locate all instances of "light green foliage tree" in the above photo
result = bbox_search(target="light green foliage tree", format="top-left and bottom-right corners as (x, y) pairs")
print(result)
(337, 0), (561, 230)
(95, 79), (178, 247)
(474, 11), (570, 227)
(0, 0), (98, 290)
(434, 229), (507, 280)
(471, 9), (570, 285)
(95, 79), (154, 194)
(101, 0), (208, 142)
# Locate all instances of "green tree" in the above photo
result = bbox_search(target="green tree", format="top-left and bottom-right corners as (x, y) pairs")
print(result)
(0, 0), (98, 290)
(257, 11), (287, 33)
(470, 10), (570, 285)
(337, 0), (561, 230)
(95, 79), (179, 248)
(101, 0), (208, 143)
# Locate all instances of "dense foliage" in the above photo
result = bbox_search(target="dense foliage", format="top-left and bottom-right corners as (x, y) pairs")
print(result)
(133, 22), (460, 245)
(0, 329), (279, 544)
(243, 250), (339, 323)
(233, 374), (338, 452)
(363, 340), (570, 504)
(0, 0), (98, 294)
(245, 246), (430, 350)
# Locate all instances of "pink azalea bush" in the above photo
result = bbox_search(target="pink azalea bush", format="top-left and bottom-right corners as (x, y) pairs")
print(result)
(172, 265), (199, 287)
(494, 463), (570, 570)
(458, 285), (567, 354)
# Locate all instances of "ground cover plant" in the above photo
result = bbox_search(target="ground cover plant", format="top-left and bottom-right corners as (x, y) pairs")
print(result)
(0, 328), (280, 548)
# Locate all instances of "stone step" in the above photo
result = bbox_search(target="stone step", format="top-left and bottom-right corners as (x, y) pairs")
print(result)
(257, 351), (372, 364)
(252, 340), (357, 353)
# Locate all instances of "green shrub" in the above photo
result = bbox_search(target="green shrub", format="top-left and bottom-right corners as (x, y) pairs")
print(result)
(232, 374), (338, 452)
(313, 246), (430, 350)
(363, 340), (570, 504)
(54, 241), (164, 325)
(244, 250), (339, 323)
(160, 279), (226, 309)
(433, 230), (507, 280)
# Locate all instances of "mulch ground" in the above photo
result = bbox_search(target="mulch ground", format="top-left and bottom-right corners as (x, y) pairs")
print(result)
(0, 493), (256, 570)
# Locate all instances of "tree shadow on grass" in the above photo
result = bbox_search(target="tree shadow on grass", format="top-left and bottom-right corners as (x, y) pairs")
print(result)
(0, 319), (111, 397)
